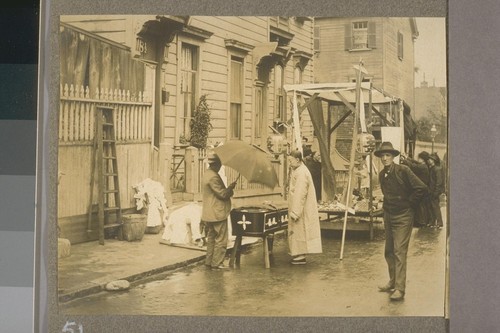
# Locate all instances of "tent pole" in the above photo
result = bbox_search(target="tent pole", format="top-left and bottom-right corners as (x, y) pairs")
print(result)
(340, 62), (364, 260)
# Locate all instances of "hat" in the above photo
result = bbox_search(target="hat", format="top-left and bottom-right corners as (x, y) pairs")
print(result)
(417, 151), (430, 161)
(206, 152), (220, 163)
(374, 142), (400, 157)
(428, 152), (440, 164)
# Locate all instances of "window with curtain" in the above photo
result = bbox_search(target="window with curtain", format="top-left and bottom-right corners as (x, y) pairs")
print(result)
(345, 21), (376, 51)
(275, 65), (285, 120)
(353, 21), (368, 49)
(230, 56), (244, 139)
(180, 43), (198, 140)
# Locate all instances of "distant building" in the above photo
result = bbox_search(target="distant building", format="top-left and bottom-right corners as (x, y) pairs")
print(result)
(414, 76), (447, 120)
(313, 17), (418, 158)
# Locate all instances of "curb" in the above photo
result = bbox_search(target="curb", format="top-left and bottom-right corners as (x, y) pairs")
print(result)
(58, 240), (260, 303)
(58, 255), (206, 303)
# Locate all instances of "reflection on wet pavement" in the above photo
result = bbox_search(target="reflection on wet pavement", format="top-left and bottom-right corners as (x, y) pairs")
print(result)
(62, 225), (446, 317)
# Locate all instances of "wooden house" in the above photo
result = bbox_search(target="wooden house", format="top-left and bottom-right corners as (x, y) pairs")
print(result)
(313, 17), (418, 159)
(58, 16), (315, 243)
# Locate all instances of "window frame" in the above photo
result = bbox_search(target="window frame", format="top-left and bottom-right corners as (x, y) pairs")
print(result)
(397, 31), (404, 60)
(345, 21), (376, 51)
(352, 21), (369, 50)
(179, 42), (199, 141)
(175, 38), (202, 145)
(274, 64), (285, 121)
(294, 65), (303, 85)
(229, 55), (245, 140)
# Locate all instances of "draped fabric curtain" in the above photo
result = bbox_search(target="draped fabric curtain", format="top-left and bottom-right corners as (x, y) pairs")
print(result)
(307, 98), (337, 199)
(59, 27), (90, 88)
(60, 25), (145, 97)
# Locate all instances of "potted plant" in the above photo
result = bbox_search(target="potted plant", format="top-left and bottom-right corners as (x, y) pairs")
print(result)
(189, 94), (213, 149)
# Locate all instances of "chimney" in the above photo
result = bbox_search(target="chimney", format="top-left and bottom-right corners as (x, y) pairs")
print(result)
(421, 73), (428, 88)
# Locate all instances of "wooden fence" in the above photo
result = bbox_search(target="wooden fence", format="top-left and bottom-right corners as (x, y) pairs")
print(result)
(58, 84), (153, 220)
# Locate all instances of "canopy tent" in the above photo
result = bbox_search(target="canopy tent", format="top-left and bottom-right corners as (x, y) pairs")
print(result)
(284, 81), (417, 201)
(283, 83), (417, 141)
(284, 82), (396, 105)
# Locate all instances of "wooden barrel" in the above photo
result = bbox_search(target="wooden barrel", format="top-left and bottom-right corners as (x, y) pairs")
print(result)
(122, 214), (146, 241)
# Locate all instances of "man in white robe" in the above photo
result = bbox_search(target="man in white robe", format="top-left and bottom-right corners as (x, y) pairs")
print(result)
(287, 150), (323, 264)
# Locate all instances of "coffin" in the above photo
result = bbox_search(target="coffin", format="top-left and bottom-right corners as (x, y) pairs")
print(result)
(230, 203), (288, 237)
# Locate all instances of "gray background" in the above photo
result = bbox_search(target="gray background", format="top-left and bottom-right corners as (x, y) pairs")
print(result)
(0, 0), (489, 331)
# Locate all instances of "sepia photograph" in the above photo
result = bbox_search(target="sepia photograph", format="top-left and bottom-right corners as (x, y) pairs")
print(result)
(55, 15), (448, 319)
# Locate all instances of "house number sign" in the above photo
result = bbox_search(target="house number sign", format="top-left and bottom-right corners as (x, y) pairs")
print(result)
(136, 38), (148, 56)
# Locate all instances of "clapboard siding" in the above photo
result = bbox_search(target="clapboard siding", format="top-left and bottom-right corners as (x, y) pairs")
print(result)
(117, 15), (314, 147)
(193, 16), (268, 45)
(58, 142), (150, 218)
(315, 18), (385, 85)
(314, 17), (415, 110)
(381, 17), (416, 109)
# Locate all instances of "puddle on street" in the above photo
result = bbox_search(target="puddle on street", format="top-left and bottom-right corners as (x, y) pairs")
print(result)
(61, 230), (446, 317)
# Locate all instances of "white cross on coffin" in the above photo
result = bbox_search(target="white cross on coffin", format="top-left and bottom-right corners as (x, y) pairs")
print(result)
(237, 214), (252, 230)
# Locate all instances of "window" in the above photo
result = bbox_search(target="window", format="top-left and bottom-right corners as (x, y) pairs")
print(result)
(345, 21), (376, 50)
(294, 66), (303, 84)
(230, 56), (244, 139)
(398, 31), (404, 60)
(275, 65), (285, 120)
(254, 86), (263, 139)
(271, 16), (290, 31)
(313, 26), (320, 53)
(180, 43), (198, 140)
(352, 21), (368, 49)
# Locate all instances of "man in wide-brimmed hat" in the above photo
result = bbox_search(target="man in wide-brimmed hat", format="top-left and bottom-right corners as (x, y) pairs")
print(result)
(426, 152), (445, 229)
(374, 142), (428, 301)
(201, 152), (238, 269)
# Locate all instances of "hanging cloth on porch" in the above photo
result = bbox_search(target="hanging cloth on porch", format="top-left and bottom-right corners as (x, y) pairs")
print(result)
(306, 97), (337, 200)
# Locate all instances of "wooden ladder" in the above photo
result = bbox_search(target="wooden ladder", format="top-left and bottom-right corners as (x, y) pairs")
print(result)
(87, 106), (123, 245)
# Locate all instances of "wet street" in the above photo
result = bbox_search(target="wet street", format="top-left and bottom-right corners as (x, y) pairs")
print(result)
(62, 223), (446, 317)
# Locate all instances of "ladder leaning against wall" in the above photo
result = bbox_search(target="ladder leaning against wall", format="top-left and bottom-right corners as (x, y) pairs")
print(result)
(87, 105), (123, 245)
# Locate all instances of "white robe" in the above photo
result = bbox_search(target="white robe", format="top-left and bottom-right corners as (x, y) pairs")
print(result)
(287, 163), (323, 256)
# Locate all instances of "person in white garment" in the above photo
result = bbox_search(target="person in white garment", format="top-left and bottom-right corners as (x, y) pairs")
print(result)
(287, 149), (323, 265)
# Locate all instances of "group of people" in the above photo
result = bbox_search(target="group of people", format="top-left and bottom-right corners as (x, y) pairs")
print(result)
(400, 150), (446, 229)
(199, 150), (323, 269)
(200, 141), (446, 303)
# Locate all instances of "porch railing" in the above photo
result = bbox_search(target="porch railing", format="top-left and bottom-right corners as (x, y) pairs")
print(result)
(59, 84), (152, 144)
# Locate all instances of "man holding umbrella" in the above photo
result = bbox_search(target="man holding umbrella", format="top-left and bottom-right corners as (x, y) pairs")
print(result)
(201, 152), (238, 269)
(375, 142), (428, 301)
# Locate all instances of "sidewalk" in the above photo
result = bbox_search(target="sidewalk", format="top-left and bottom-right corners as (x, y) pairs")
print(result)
(58, 222), (258, 303)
